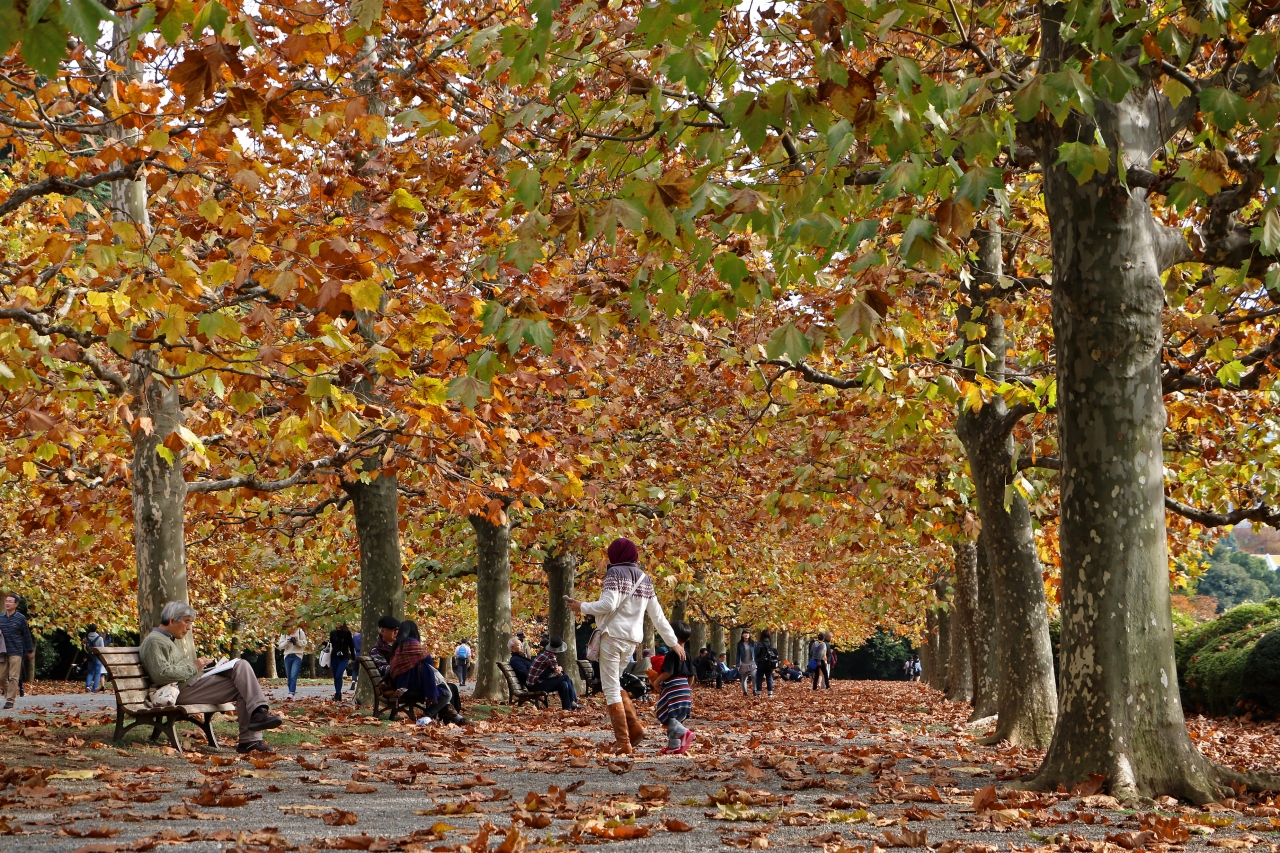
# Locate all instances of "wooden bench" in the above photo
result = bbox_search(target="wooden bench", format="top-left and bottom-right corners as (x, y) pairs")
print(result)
(577, 659), (601, 696)
(356, 654), (426, 722)
(496, 661), (549, 709)
(93, 646), (233, 753)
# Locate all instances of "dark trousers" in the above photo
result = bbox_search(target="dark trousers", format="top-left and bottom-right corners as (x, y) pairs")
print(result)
(455, 658), (469, 685)
(331, 657), (348, 698)
(812, 661), (830, 689)
(755, 668), (774, 694)
(528, 673), (577, 710)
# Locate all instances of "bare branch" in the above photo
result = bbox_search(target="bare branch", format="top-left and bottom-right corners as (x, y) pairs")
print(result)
(1165, 496), (1280, 528)
(0, 155), (157, 219)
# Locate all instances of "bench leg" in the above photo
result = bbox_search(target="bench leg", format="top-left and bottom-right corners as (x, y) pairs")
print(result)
(199, 713), (219, 748)
(161, 716), (182, 753)
(112, 706), (127, 743)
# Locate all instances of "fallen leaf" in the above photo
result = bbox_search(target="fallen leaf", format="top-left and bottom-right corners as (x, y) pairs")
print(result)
(322, 809), (359, 826)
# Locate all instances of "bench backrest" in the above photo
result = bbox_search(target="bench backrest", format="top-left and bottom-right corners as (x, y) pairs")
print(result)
(357, 655), (383, 684)
(577, 660), (595, 680)
(93, 647), (153, 708)
(495, 661), (526, 696)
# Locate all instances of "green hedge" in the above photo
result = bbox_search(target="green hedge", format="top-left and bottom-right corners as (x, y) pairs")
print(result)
(1174, 599), (1280, 715)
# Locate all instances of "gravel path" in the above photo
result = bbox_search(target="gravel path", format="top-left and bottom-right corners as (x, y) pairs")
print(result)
(0, 682), (1273, 853)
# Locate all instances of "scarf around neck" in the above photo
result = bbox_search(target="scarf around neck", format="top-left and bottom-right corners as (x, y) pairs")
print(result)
(389, 639), (429, 678)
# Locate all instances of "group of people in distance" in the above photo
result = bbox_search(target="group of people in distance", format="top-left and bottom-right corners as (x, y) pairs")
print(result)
(508, 634), (582, 710)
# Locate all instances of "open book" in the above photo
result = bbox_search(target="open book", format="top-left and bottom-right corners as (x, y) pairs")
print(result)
(192, 657), (237, 682)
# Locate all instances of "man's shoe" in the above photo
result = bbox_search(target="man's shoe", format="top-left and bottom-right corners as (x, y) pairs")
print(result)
(248, 708), (283, 731)
(236, 740), (275, 754)
(3, 701), (13, 710)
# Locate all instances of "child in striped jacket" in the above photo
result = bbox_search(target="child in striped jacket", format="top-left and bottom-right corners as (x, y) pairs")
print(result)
(650, 621), (696, 755)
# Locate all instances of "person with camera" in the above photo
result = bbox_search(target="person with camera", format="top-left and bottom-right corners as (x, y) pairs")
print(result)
(276, 620), (308, 700)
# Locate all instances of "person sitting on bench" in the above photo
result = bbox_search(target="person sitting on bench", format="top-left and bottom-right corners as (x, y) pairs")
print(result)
(139, 601), (281, 754)
(693, 647), (722, 688)
(524, 636), (581, 710)
(388, 621), (465, 725)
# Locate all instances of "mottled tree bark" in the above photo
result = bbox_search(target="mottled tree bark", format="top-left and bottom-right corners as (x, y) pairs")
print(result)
(690, 622), (707, 655)
(948, 543), (977, 703)
(710, 623), (726, 656)
(971, 531), (1000, 719)
(956, 225), (1058, 747)
(130, 354), (193, 659)
(544, 550), (581, 691)
(1027, 24), (1226, 799)
(470, 514), (513, 701)
(346, 470), (405, 704)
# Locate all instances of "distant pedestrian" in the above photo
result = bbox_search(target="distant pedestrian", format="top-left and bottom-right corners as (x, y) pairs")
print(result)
(328, 623), (354, 702)
(755, 629), (779, 698)
(454, 640), (472, 686)
(735, 629), (757, 697)
(276, 621), (308, 699)
(0, 594), (34, 709)
(913, 657), (922, 681)
(351, 630), (362, 688)
(84, 625), (106, 693)
(809, 632), (832, 690)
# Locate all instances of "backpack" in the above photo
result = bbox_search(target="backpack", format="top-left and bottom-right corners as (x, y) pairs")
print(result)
(759, 643), (779, 670)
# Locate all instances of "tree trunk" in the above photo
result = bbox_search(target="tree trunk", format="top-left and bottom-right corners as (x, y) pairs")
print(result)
(308, 654), (316, 678)
(347, 471), (404, 704)
(710, 622), (726, 656)
(265, 646), (277, 679)
(642, 612), (656, 655)
(921, 610), (939, 686)
(950, 541), (980, 705)
(470, 513), (512, 702)
(130, 354), (193, 659)
(670, 595), (686, 624)
(934, 606), (952, 693)
(690, 621), (707, 654)
(1027, 51), (1223, 800)
(971, 531), (1000, 719)
(956, 225), (1058, 748)
(946, 604), (973, 703)
(544, 550), (581, 691)
(777, 630), (790, 664)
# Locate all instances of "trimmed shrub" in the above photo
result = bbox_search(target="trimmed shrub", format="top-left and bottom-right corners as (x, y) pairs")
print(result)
(1243, 629), (1280, 713)
(1175, 599), (1280, 715)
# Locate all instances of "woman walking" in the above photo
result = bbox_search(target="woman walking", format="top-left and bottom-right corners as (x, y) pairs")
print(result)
(735, 629), (757, 696)
(328, 623), (355, 701)
(810, 632), (832, 690)
(567, 537), (684, 755)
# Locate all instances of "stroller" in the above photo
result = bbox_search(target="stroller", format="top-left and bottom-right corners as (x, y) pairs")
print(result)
(620, 671), (649, 701)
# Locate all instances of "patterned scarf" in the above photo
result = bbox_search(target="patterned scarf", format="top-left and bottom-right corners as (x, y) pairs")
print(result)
(389, 639), (429, 679)
(602, 561), (655, 599)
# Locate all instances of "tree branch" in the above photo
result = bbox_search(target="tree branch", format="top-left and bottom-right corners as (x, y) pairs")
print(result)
(186, 446), (353, 493)
(0, 155), (157, 219)
(765, 359), (861, 389)
(1165, 496), (1280, 528)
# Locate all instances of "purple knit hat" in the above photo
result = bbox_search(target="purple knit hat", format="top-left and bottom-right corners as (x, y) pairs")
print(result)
(606, 537), (639, 564)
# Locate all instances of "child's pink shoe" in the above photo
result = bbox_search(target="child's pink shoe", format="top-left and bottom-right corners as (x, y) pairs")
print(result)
(675, 730), (695, 754)
(658, 745), (676, 755)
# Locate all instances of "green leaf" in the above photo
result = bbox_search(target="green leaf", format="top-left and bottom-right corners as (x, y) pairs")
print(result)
(1198, 88), (1249, 131)
(899, 217), (939, 266)
(1055, 141), (1110, 184)
(765, 322), (813, 363)
(508, 163), (542, 210)
(1166, 181), (1207, 214)
(1012, 76), (1047, 122)
(20, 20), (66, 76)
(1244, 33), (1278, 71)
(1163, 78), (1192, 109)
(525, 319), (554, 354)
(1215, 360), (1246, 387)
(713, 253), (749, 288)
(1091, 58), (1140, 104)
(480, 301), (507, 337)
(660, 49), (708, 92)
(1254, 208), (1280, 255)
(191, 0), (227, 36)
(63, 0), (118, 43)
(350, 0), (382, 29)
(447, 375), (489, 410)
(826, 119), (854, 170)
(305, 375), (334, 398)
(504, 237), (543, 273)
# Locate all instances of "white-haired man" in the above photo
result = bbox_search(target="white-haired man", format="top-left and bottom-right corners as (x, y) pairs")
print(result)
(139, 601), (281, 753)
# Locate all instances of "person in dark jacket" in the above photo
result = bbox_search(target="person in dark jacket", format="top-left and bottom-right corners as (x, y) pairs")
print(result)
(754, 629), (779, 698)
(693, 647), (722, 688)
(0, 594), (34, 709)
(524, 636), (580, 710)
(735, 629), (757, 697)
(84, 625), (106, 693)
(388, 621), (465, 725)
(508, 636), (534, 684)
(328, 623), (355, 702)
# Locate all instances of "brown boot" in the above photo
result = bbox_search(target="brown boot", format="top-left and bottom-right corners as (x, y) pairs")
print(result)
(621, 694), (645, 746)
(606, 703), (633, 754)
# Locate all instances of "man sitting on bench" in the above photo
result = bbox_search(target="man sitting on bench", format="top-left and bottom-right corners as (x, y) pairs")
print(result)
(140, 601), (281, 754)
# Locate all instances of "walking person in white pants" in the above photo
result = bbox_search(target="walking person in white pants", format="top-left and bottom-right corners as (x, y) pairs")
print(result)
(566, 537), (684, 755)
